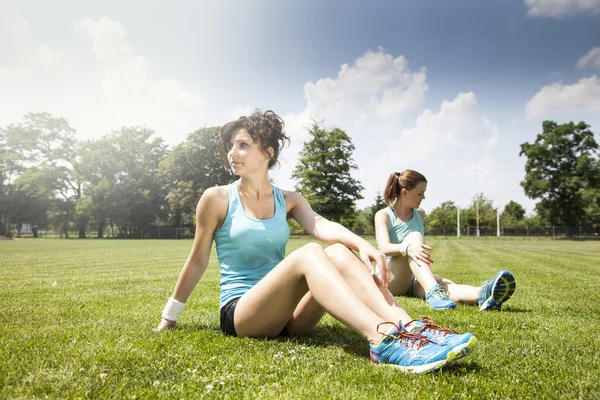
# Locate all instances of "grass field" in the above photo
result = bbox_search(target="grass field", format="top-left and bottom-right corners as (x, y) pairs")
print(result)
(1, 237), (600, 399)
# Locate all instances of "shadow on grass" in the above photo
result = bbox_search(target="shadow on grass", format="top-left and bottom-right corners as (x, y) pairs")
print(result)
(498, 306), (532, 313)
(439, 359), (482, 374)
(161, 320), (480, 374)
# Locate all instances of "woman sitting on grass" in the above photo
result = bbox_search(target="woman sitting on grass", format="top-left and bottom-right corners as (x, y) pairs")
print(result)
(155, 110), (476, 373)
(374, 169), (516, 311)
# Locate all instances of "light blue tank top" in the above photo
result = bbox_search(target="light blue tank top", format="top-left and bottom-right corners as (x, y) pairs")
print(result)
(387, 206), (424, 244)
(214, 180), (290, 309)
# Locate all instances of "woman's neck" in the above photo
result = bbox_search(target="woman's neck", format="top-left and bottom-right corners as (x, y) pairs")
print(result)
(237, 175), (272, 200)
(392, 198), (413, 219)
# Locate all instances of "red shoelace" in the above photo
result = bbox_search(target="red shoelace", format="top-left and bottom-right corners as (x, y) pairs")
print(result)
(408, 316), (459, 337)
(376, 322), (432, 350)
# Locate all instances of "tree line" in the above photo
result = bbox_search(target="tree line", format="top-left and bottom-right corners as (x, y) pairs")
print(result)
(1, 113), (598, 238)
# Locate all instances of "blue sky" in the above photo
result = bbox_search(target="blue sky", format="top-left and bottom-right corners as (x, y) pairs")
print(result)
(2, 0), (599, 214)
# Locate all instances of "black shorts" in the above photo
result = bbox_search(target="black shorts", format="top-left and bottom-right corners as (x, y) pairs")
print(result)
(219, 297), (289, 337)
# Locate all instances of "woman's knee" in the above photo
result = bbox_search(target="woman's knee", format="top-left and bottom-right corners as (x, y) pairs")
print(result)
(292, 242), (329, 267)
(324, 243), (354, 262)
(405, 231), (424, 244)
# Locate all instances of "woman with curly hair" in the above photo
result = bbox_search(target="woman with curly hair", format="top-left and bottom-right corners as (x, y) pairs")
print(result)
(374, 169), (516, 311)
(155, 111), (476, 373)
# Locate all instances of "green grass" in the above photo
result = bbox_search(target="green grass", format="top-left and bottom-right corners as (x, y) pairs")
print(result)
(1, 238), (600, 399)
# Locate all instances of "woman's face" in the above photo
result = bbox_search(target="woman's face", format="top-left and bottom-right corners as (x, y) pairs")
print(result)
(227, 129), (271, 175)
(402, 181), (427, 208)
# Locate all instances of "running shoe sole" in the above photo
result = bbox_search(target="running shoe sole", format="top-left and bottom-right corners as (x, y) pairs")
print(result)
(479, 270), (516, 311)
(450, 335), (478, 359)
(374, 351), (457, 374)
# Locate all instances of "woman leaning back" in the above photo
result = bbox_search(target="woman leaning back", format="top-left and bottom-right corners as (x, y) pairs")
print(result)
(155, 111), (477, 373)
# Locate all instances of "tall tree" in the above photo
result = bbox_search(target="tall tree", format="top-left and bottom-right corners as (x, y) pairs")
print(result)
(425, 201), (457, 235)
(158, 126), (233, 226)
(1, 113), (86, 237)
(460, 194), (496, 234)
(292, 123), (364, 222)
(582, 158), (600, 228)
(520, 121), (599, 236)
(501, 200), (526, 227)
(79, 126), (167, 238)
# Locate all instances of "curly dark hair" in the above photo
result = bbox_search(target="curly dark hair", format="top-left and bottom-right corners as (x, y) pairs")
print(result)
(219, 109), (290, 170)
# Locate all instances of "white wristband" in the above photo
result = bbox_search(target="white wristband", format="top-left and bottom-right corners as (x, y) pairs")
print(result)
(399, 242), (410, 256)
(162, 297), (186, 322)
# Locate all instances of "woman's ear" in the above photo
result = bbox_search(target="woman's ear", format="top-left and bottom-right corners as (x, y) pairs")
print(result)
(266, 147), (274, 160)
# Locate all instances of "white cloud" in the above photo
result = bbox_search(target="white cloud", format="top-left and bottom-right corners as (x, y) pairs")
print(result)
(525, 0), (600, 17)
(0, 4), (61, 76)
(271, 50), (504, 210)
(576, 47), (600, 69)
(400, 92), (498, 148)
(228, 106), (255, 121)
(75, 17), (204, 141)
(37, 44), (61, 68)
(75, 17), (131, 64)
(271, 50), (428, 194)
(525, 75), (600, 117)
(302, 49), (428, 128)
(365, 92), (501, 208)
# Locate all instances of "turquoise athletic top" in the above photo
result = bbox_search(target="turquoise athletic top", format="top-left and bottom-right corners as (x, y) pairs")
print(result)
(214, 180), (290, 309)
(387, 206), (424, 244)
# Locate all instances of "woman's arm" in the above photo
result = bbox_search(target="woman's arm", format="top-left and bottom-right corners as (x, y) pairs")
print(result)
(155, 187), (226, 330)
(286, 191), (390, 286)
(375, 208), (433, 266)
(374, 208), (403, 256)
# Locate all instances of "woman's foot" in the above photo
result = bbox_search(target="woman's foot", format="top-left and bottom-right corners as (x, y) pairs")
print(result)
(426, 284), (457, 310)
(405, 317), (477, 359)
(369, 323), (456, 374)
(478, 270), (516, 311)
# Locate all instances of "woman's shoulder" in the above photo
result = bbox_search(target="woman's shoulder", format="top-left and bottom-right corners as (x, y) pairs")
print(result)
(203, 185), (230, 199)
(198, 185), (230, 209)
(375, 207), (391, 223)
(280, 188), (303, 202)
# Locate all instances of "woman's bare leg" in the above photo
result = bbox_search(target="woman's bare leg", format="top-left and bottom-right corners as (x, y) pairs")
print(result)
(233, 243), (389, 342)
(400, 231), (438, 292)
(282, 243), (414, 335)
(412, 276), (479, 305)
(325, 243), (411, 323)
(386, 255), (413, 296)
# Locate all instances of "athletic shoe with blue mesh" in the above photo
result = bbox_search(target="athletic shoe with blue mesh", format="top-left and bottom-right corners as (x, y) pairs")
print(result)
(478, 270), (516, 311)
(369, 323), (455, 374)
(405, 317), (477, 359)
(426, 284), (457, 310)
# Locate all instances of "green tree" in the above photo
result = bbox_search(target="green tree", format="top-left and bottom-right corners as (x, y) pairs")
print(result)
(520, 121), (599, 236)
(501, 200), (526, 227)
(1, 113), (86, 237)
(461, 194), (496, 235)
(0, 128), (22, 236)
(158, 126), (233, 226)
(79, 127), (167, 238)
(12, 168), (56, 237)
(582, 158), (600, 228)
(425, 201), (457, 235)
(292, 123), (364, 222)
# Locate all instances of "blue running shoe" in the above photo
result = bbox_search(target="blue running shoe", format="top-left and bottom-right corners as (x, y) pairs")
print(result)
(426, 284), (456, 310)
(478, 270), (516, 311)
(369, 323), (455, 374)
(405, 317), (477, 359)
